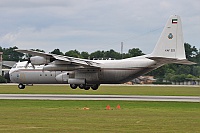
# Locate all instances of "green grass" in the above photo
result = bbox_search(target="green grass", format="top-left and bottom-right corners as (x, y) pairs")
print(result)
(0, 84), (199, 96)
(0, 100), (199, 133)
(0, 85), (200, 132)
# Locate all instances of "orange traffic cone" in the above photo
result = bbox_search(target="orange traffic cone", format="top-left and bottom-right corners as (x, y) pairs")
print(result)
(116, 104), (121, 109)
(106, 105), (111, 110)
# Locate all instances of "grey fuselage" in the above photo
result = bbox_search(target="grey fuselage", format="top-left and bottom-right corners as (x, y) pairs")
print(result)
(9, 55), (160, 85)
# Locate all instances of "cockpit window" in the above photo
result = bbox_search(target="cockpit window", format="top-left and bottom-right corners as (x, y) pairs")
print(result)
(12, 64), (17, 68)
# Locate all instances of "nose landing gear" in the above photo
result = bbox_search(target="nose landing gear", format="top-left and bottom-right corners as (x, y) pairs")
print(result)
(18, 83), (25, 89)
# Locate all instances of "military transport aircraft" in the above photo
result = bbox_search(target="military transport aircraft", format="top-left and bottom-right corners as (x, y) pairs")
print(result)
(5, 15), (195, 90)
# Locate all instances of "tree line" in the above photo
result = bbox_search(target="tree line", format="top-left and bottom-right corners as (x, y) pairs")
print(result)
(0, 43), (200, 82)
(50, 47), (144, 60)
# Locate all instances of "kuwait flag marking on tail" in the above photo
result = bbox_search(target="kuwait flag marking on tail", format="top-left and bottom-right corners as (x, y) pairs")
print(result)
(172, 19), (178, 24)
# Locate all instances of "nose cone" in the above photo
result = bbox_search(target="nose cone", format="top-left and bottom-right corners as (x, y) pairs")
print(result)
(4, 72), (10, 82)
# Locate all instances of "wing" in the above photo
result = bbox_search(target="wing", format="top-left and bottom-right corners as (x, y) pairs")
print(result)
(15, 49), (100, 67)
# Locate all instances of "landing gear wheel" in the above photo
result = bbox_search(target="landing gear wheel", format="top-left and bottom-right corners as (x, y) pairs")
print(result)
(70, 84), (77, 89)
(18, 83), (25, 89)
(84, 86), (90, 90)
(79, 84), (85, 89)
(91, 84), (99, 90)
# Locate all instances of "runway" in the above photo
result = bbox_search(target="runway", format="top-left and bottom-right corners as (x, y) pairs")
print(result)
(0, 94), (199, 102)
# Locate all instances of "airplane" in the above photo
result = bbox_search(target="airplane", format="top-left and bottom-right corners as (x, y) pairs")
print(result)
(5, 15), (195, 90)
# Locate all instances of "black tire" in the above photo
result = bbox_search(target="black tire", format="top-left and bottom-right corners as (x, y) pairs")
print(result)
(84, 86), (90, 90)
(70, 84), (77, 89)
(91, 84), (99, 90)
(79, 84), (85, 89)
(18, 83), (25, 89)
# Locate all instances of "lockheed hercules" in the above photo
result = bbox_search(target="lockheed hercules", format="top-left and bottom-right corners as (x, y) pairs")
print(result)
(5, 15), (195, 90)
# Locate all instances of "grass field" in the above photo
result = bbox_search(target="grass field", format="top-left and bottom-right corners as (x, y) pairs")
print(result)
(0, 85), (199, 132)
(0, 100), (200, 133)
(0, 84), (200, 96)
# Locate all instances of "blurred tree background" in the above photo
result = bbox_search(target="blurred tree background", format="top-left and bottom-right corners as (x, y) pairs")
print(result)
(0, 42), (199, 82)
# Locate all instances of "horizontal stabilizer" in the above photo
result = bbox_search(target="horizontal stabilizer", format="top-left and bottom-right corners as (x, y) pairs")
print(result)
(147, 57), (196, 65)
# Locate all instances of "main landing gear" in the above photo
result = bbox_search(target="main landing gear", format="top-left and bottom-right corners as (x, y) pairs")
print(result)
(70, 84), (100, 90)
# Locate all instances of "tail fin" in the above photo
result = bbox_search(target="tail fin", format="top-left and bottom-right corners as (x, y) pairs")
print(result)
(149, 15), (195, 65)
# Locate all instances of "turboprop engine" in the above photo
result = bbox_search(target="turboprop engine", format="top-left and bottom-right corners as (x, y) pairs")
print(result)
(30, 56), (50, 65)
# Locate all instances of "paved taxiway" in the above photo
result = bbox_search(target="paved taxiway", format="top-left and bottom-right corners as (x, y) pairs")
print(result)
(0, 94), (199, 102)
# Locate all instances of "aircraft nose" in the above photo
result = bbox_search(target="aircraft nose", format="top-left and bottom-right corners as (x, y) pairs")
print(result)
(4, 72), (10, 82)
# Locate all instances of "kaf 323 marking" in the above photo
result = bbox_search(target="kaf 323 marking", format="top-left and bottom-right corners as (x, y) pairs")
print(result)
(165, 49), (175, 52)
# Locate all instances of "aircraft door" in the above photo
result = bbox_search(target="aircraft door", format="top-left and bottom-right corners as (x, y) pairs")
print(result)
(98, 69), (104, 81)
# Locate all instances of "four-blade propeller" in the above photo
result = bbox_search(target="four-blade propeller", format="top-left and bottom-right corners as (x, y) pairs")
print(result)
(24, 57), (35, 69)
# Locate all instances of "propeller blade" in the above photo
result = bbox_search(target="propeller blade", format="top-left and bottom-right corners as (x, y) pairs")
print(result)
(25, 61), (29, 68)
(24, 58), (35, 69)
(31, 63), (35, 69)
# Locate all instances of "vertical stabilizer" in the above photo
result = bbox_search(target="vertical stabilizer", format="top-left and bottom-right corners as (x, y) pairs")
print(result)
(150, 15), (186, 59)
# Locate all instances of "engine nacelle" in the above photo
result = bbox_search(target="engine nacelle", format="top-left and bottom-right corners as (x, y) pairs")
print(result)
(30, 56), (50, 65)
